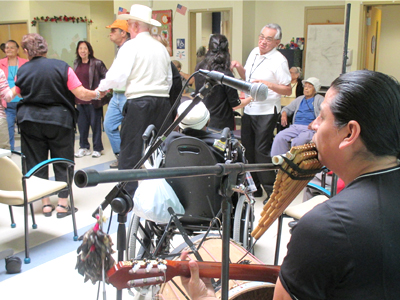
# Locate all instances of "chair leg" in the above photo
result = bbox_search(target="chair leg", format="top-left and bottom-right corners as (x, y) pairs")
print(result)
(24, 199), (30, 264)
(68, 165), (78, 241)
(274, 214), (284, 265)
(30, 203), (37, 229)
(9, 206), (16, 228)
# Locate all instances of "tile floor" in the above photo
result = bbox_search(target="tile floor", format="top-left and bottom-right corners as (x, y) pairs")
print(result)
(0, 131), (300, 300)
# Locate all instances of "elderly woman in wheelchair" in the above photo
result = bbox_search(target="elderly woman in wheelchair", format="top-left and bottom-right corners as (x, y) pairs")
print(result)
(126, 100), (256, 262)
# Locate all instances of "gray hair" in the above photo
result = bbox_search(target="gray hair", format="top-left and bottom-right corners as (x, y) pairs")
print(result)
(291, 66), (303, 79)
(261, 23), (282, 40)
(21, 33), (48, 58)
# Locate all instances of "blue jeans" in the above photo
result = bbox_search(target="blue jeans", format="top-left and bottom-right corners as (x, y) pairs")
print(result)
(103, 92), (127, 154)
(77, 104), (104, 152)
(5, 102), (18, 150)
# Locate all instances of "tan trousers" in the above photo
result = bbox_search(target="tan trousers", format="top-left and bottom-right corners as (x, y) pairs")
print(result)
(0, 118), (10, 149)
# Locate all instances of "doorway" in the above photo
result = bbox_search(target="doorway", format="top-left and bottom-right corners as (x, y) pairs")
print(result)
(0, 23), (29, 59)
(188, 9), (232, 74)
(364, 6), (382, 71)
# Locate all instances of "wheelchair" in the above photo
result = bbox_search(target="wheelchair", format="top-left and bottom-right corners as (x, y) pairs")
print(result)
(125, 125), (256, 262)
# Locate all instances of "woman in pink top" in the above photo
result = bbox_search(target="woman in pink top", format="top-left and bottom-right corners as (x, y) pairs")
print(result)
(0, 40), (28, 150)
(0, 69), (12, 149)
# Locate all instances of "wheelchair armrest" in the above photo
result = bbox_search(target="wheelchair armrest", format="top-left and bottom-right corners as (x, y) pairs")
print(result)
(24, 158), (75, 179)
(220, 127), (231, 142)
(143, 124), (156, 142)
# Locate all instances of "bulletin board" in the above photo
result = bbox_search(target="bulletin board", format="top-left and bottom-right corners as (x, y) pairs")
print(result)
(151, 10), (173, 55)
(304, 24), (344, 87)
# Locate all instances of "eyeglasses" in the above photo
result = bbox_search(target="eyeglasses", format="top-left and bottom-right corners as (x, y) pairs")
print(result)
(259, 34), (275, 43)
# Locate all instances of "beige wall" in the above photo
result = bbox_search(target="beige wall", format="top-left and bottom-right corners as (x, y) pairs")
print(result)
(88, 1), (115, 68)
(2, 0), (399, 79)
(375, 5), (400, 79)
(0, 1), (31, 24)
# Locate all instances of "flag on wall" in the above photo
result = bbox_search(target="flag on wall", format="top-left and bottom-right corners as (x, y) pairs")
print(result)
(118, 7), (127, 15)
(176, 4), (187, 16)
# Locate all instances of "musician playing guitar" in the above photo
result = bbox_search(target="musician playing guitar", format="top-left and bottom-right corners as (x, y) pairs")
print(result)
(180, 70), (400, 300)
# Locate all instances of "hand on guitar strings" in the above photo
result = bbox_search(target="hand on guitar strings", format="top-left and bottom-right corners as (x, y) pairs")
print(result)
(179, 251), (217, 300)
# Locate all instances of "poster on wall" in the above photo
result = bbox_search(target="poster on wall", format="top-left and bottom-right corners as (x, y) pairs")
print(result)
(152, 10), (172, 55)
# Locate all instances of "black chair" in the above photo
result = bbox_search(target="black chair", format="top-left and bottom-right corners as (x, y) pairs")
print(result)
(164, 136), (222, 225)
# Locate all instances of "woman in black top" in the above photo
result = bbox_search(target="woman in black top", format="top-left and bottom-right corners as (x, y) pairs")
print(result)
(194, 34), (241, 132)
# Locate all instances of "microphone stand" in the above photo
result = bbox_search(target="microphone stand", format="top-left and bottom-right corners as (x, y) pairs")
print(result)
(76, 163), (280, 300)
(75, 74), (268, 300)
(87, 81), (216, 300)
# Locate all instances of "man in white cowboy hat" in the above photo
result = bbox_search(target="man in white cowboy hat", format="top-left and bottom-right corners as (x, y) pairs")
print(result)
(98, 4), (172, 196)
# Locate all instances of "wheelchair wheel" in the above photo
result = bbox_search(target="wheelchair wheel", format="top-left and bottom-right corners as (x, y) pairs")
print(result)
(126, 213), (175, 261)
(126, 214), (156, 261)
(233, 195), (254, 252)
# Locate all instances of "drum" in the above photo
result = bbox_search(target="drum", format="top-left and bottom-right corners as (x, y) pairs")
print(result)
(156, 234), (275, 300)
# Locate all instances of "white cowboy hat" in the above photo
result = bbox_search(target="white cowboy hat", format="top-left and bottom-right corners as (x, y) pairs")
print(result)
(118, 4), (161, 27)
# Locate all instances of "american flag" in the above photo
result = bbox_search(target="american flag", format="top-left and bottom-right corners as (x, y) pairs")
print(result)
(176, 4), (187, 16)
(118, 7), (127, 15)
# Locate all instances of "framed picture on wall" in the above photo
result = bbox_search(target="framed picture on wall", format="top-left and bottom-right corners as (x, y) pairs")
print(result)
(152, 10), (173, 55)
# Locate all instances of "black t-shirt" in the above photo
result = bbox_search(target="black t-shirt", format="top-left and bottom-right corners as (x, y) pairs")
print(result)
(280, 166), (400, 299)
(195, 61), (241, 131)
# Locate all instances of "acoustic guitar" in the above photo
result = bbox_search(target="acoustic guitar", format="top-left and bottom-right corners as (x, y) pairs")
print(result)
(107, 259), (280, 290)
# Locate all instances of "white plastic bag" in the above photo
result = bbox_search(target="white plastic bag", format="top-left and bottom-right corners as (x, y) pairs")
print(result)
(132, 178), (185, 223)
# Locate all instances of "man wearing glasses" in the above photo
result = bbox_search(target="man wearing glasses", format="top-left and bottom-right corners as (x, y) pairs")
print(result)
(231, 23), (291, 199)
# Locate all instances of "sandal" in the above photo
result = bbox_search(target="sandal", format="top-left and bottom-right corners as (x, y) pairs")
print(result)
(56, 204), (78, 219)
(42, 204), (55, 217)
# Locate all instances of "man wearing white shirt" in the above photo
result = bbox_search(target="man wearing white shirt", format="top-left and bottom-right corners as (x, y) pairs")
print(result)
(231, 23), (291, 198)
(99, 4), (172, 196)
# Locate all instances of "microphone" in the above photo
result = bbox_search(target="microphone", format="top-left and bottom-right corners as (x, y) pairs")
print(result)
(198, 69), (268, 102)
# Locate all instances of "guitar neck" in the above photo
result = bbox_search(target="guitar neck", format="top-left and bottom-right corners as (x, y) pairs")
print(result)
(177, 261), (280, 283)
(107, 260), (280, 290)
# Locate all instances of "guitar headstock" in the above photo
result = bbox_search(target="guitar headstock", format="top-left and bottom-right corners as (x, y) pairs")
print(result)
(107, 259), (183, 290)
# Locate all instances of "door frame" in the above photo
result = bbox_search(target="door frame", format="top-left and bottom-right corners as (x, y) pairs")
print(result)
(188, 8), (232, 73)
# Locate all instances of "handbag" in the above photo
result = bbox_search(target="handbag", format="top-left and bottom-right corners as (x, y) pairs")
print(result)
(132, 178), (185, 223)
